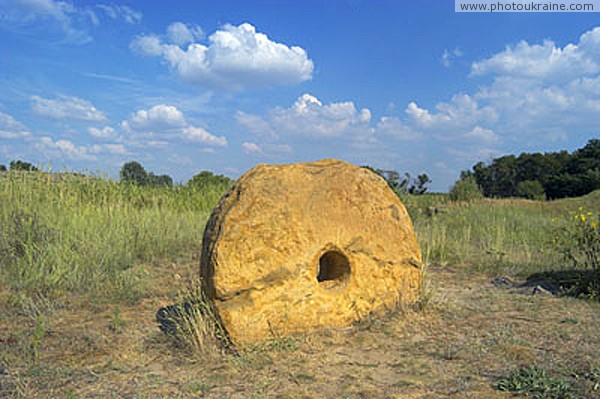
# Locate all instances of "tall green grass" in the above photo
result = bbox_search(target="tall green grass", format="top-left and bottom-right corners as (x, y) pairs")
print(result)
(2, 170), (597, 304)
(415, 200), (554, 274)
(412, 192), (600, 276)
(0, 171), (225, 302)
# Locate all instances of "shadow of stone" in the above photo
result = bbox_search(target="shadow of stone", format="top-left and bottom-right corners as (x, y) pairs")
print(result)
(525, 269), (599, 298)
(156, 302), (238, 355)
(156, 301), (200, 336)
(491, 269), (599, 298)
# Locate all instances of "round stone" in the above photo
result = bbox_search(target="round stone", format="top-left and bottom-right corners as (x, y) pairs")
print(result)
(200, 159), (422, 347)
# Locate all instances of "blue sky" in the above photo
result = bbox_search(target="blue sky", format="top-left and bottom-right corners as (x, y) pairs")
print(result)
(1, 0), (599, 190)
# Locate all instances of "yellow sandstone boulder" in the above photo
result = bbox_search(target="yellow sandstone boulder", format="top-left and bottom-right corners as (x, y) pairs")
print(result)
(200, 159), (422, 347)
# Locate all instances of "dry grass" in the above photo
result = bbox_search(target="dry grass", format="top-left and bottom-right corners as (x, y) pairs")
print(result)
(1, 264), (599, 398)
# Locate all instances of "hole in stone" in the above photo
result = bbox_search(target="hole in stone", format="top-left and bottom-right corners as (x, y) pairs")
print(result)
(317, 250), (350, 289)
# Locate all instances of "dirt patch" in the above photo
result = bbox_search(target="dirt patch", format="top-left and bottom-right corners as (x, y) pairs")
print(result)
(1, 265), (599, 398)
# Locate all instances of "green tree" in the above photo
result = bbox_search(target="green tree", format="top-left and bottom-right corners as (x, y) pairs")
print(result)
(148, 173), (173, 187)
(489, 155), (518, 197)
(545, 169), (600, 199)
(566, 138), (600, 175)
(382, 170), (410, 193)
(120, 161), (148, 185)
(9, 160), (38, 171)
(0, 164), (6, 172)
(515, 180), (546, 200)
(188, 171), (232, 191)
(363, 166), (431, 195)
(408, 173), (431, 195)
(449, 175), (483, 202)
(466, 139), (599, 199)
(472, 161), (492, 197)
(515, 151), (570, 187)
(516, 153), (546, 182)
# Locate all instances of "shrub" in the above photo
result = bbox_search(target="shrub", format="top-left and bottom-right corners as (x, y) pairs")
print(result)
(516, 180), (546, 200)
(449, 176), (483, 202)
(0, 210), (54, 268)
(497, 365), (579, 399)
(157, 281), (231, 357)
(552, 207), (600, 298)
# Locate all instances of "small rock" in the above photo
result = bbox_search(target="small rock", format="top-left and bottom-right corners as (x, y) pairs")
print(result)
(532, 285), (554, 296)
(491, 276), (516, 288)
(426, 206), (448, 217)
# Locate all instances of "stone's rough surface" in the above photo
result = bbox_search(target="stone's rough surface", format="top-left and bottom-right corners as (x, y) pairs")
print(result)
(200, 159), (422, 347)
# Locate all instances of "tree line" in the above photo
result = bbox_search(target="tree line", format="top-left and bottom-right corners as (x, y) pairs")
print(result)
(0, 159), (233, 191)
(6, 139), (597, 201)
(458, 139), (600, 200)
(119, 161), (233, 190)
(0, 160), (39, 172)
(2, 159), (431, 195)
(122, 162), (433, 195)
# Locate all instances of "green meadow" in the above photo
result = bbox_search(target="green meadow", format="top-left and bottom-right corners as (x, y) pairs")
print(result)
(0, 171), (221, 302)
(3, 170), (598, 302)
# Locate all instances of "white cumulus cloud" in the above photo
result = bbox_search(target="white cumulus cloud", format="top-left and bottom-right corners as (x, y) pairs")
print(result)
(0, 111), (31, 139)
(131, 22), (313, 91)
(267, 94), (373, 138)
(464, 126), (500, 143)
(182, 126), (227, 146)
(237, 93), (398, 157)
(405, 94), (497, 131)
(166, 22), (203, 45)
(88, 126), (116, 139)
(466, 25), (600, 138)
(121, 104), (227, 147)
(471, 31), (600, 82)
(375, 25), (600, 172)
(35, 136), (128, 161)
(31, 95), (106, 121)
(36, 136), (96, 161)
(124, 104), (186, 131)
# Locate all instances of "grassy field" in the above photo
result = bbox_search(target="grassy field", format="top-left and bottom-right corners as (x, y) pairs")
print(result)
(1, 171), (599, 398)
(0, 172), (223, 303)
